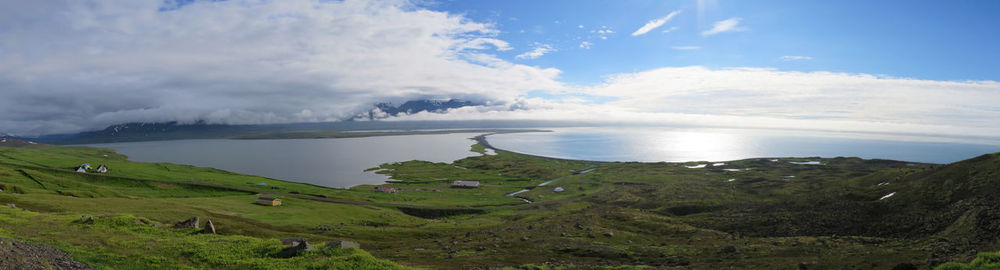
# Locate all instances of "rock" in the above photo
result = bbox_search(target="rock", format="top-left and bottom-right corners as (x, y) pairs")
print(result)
(574, 223), (584, 230)
(891, 263), (917, 270)
(475, 246), (486, 251)
(560, 232), (569, 237)
(326, 240), (360, 249)
(278, 238), (315, 257)
(203, 219), (216, 234)
(721, 245), (737, 253)
(520, 236), (529, 241)
(79, 216), (95, 224)
(797, 262), (809, 270)
(5, 203), (15, 209)
(172, 216), (199, 229)
(603, 232), (614, 237)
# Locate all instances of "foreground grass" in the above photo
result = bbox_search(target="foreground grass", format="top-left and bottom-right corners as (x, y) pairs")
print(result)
(0, 207), (408, 270)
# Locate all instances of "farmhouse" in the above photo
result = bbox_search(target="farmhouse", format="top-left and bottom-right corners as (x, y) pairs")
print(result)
(96, 165), (108, 173)
(373, 186), (396, 193)
(451, 180), (480, 188)
(256, 197), (282, 206)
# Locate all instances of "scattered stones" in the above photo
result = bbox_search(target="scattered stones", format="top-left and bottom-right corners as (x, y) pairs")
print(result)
(171, 216), (199, 229)
(603, 232), (614, 237)
(203, 219), (216, 234)
(475, 246), (486, 251)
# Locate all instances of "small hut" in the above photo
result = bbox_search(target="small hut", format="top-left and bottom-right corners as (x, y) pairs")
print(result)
(373, 186), (396, 193)
(451, 180), (480, 188)
(75, 167), (87, 173)
(256, 197), (282, 206)
(95, 165), (108, 173)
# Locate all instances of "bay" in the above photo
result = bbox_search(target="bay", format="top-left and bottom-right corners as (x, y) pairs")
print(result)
(87, 133), (485, 188)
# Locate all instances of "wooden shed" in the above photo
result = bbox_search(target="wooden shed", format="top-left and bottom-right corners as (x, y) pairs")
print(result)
(256, 197), (282, 206)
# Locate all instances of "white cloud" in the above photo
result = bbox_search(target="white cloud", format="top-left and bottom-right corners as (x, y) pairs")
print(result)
(393, 66), (1000, 141)
(662, 26), (680, 33)
(0, 0), (564, 135)
(578, 24), (584, 29)
(672, 46), (700, 50)
(702, 17), (745, 36)
(780, 55), (814, 61)
(631, 10), (682, 36)
(516, 43), (556, 59)
(579, 41), (593, 49)
(591, 28), (615, 40)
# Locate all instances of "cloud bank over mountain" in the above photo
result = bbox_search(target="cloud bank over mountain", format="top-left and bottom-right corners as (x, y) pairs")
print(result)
(0, 0), (561, 135)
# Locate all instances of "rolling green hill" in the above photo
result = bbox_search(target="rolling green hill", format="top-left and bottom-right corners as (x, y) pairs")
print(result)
(1, 138), (999, 269)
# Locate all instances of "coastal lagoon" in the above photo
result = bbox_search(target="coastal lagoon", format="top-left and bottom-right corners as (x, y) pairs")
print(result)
(487, 128), (1000, 164)
(88, 133), (487, 188)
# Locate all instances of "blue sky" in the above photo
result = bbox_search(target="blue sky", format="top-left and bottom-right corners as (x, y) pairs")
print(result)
(430, 0), (1000, 85)
(1, 0), (999, 138)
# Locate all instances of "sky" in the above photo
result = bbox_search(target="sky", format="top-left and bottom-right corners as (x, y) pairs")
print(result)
(1, 0), (999, 139)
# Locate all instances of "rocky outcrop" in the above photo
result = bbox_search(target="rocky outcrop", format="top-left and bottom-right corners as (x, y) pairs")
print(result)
(278, 238), (315, 258)
(171, 217), (199, 229)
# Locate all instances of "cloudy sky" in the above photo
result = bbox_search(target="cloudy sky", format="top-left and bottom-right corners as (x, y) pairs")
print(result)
(1, 0), (999, 139)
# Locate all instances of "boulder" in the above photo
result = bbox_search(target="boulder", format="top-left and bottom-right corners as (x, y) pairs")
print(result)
(278, 238), (315, 257)
(172, 216), (199, 229)
(603, 232), (614, 237)
(5, 203), (15, 209)
(203, 219), (216, 234)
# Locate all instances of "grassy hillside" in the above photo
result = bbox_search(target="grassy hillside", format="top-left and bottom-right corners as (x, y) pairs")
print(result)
(1, 139), (1000, 269)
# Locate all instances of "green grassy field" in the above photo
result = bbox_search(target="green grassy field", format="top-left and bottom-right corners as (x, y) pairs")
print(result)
(1, 140), (999, 269)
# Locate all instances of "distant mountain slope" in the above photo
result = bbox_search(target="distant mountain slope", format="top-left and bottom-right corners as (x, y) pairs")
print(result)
(26, 120), (585, 145)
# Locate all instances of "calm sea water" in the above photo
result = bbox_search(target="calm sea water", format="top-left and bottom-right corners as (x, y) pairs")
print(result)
(87, 133), (486, 188)
(87, 129), (1000, 188)
(487, 128), (1000, 164)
